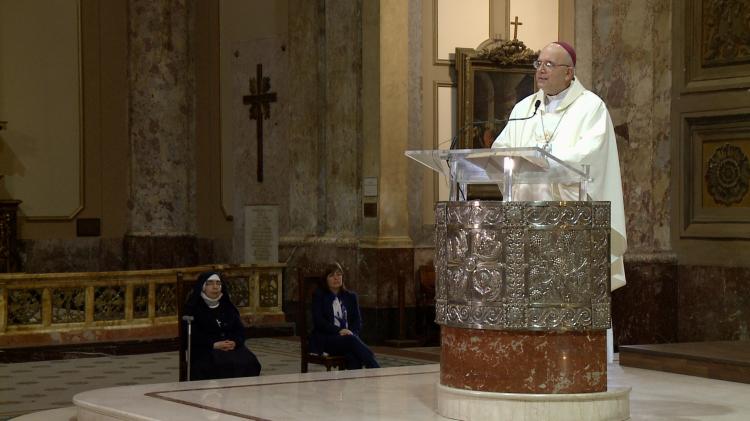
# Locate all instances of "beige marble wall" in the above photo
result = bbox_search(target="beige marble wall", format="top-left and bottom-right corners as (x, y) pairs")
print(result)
(377, 0), (412, 246)
(286, 0), (362, 241)
(127, 0), (196, 236)
(588, 0), (672, 253)
(287, 0), (322, 239)
(324, 0), (362, 237)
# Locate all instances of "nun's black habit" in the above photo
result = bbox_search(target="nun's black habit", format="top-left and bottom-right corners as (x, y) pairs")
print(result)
(184, 271), (261, 380)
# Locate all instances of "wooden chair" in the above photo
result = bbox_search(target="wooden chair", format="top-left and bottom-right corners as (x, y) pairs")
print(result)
(297, 268), (347, 373)
(416, 263), (439, 346)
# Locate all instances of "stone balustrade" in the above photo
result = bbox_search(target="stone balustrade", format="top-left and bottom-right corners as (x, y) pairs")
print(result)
(0, 263), (285, 348)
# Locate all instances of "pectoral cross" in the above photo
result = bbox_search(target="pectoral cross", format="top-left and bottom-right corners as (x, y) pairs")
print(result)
(510, 16), (523, 40)
(243, 63), (277, 182)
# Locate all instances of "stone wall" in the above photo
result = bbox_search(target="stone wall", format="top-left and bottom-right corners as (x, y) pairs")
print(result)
(590, 0), (750, 345)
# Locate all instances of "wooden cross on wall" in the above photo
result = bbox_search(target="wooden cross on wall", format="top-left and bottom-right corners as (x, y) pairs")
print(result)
(243, 63), (277, 182)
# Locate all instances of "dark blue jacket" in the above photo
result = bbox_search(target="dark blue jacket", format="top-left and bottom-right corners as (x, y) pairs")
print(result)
(311, 288), (363, 337)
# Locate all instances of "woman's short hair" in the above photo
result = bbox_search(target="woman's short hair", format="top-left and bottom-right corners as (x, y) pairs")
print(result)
(324, 261), (344, 278)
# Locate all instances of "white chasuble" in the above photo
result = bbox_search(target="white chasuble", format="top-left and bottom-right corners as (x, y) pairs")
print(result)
(492, 78), (628, 291)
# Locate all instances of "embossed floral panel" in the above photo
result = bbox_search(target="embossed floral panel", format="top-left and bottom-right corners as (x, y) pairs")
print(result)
(51, 287), (85, 324)
(155, 283), (177, 317)
(94, 286), (125, 321)
(225, 276), (250, 309)
(702, 141), (750, 207)
(258, 273), (279, 309)
(435, 201), (611, 331)
(8, 289), (43, 325)
(681, 112), (750, 238)
(681, 0), (750, 91)
(133, 284), (149, 319)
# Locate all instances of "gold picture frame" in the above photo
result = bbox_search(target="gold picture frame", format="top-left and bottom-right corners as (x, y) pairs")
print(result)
(455, 40), (537, 199)
(456, 42), (537, 149)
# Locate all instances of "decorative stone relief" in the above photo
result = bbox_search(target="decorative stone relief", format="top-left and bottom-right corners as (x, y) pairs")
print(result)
(51, 287), (85, 324)
(7, 289), (42, 325)
(155, 284), (176, 317)
(94, 286), (125, 321)
(701, 0), (750, 67)
(225, 276), (250, 309)
(705, 143), (750, 205)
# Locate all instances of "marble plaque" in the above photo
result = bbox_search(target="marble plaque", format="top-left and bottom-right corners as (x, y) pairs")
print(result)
(244, 205), (279, 263)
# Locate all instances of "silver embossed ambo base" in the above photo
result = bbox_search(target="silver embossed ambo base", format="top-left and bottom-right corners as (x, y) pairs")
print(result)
(435, 201), (611, 331)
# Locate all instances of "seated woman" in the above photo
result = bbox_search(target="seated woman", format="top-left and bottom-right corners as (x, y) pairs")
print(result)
(310, 262), (380, 370)
(184, 271), (262, 380)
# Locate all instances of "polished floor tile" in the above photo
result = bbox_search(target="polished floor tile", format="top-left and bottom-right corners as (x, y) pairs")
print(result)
(0, 337), (435, 419)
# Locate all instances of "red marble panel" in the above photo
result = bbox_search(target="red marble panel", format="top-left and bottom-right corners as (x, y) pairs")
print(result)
(440, 326), (606, 393)
(612, 255), (678, 347)
(0, 325), (177, 348)
(679, 265), (750, 342)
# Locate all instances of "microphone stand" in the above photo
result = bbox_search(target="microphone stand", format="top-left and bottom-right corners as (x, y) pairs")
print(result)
(447, 121), (486, 201)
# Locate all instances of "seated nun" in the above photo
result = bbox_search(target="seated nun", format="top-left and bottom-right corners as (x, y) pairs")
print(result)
(184, 271), (262, 380)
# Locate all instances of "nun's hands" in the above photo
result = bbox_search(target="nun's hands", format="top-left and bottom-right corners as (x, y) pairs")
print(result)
(339, 328), (354, 336)
(213, 340), (236, 351)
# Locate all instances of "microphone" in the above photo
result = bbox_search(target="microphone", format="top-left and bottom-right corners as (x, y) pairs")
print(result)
(490, 99), (542, 153)
(494, 100), (541, 125)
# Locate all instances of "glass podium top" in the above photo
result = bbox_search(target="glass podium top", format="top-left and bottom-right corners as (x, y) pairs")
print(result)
(405, 147), (591, 201)
(404, 147), (589, 185)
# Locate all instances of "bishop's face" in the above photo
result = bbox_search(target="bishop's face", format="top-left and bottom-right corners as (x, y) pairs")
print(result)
(535, 44), (575, 96)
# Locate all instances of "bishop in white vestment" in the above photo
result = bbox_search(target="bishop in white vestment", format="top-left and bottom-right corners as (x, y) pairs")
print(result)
(492, 42), (627, 291)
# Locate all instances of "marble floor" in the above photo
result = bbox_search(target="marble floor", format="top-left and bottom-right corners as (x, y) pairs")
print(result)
(73, 361), (750, 421)
(0, 337), (438, 420)
(4, 339), (750, 420)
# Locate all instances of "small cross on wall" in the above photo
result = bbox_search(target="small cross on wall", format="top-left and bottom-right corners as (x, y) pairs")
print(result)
(510, 16), (523, 40)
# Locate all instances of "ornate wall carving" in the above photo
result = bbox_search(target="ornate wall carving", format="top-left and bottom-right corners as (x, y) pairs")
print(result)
(679, 112), (750, 239)
(701, 0), (750, 67)
(705, 143), (750, 205)
(681, 0), (750, 91)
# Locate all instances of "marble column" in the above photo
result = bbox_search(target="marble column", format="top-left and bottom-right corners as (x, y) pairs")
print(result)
(376, 0), (412, 247)
(125, 0), (197, 269)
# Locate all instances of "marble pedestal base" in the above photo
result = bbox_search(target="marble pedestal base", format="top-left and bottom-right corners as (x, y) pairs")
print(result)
(436, 383), (631, 421)
(441, 326), (607, 393)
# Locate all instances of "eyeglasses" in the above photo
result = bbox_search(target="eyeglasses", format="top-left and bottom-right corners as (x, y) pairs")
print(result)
(533, 60), (572, 70)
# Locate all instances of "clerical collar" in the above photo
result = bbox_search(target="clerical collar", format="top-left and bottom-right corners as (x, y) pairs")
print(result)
(544, 85), (572, 112)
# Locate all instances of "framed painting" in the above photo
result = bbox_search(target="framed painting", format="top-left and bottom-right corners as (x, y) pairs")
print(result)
(456, 41), (537, 149)
(455, 40), (538, 199)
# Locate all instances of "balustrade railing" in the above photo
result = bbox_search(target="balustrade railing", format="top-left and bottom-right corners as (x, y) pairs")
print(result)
(0, 263), (285, 347)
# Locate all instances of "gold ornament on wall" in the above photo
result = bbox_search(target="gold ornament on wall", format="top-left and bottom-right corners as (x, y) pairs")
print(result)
(474, 38), (538, 66)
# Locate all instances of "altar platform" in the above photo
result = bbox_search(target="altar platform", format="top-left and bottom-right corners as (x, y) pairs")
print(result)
(71, 361), (750, 421)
